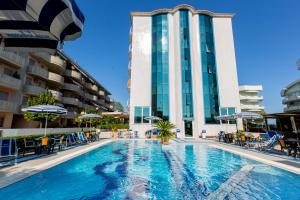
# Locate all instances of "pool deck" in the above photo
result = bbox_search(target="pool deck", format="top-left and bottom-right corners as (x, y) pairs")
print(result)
(0, 139), (114, 189)
(0, 138), (299, 189)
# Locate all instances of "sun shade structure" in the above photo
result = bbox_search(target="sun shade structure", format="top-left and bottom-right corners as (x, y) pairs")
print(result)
(22, 105), (67, 136)
(144, 116), (162, 122)
(0, 0), (84, 52)
(232, 112), (263, 120)
(79, 114), (102, 134)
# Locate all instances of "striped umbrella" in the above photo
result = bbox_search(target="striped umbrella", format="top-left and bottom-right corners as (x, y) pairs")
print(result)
(22, 105), (67, 136)
(0, 0), (84, 52)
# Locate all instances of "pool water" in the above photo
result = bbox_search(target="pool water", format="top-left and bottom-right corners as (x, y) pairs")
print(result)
(0, 140), (299, 200)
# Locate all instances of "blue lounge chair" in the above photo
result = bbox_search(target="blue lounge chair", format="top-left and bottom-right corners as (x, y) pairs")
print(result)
(246, 134), (281, 151)
(0, 138), (17, 167)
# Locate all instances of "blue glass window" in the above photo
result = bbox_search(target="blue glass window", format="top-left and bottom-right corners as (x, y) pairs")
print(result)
(143, 107), (150, 123)
(180, 10), (194, 119)
(152, 14), (169, 120)
(199, 15), (220, 124)
(134, 107), (142, 124)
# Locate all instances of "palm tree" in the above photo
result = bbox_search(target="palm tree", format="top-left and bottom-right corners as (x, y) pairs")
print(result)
(154, 120), (176, 145)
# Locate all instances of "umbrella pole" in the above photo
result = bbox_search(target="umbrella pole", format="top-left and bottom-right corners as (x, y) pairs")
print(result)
(44, 112), (48, 137)
(90, 119), (92, 134)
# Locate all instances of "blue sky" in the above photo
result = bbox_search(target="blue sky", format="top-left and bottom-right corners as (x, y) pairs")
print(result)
(64, 0), (300, 113)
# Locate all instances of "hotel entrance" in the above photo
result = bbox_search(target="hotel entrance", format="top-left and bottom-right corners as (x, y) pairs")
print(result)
(184, 120), (193, 137)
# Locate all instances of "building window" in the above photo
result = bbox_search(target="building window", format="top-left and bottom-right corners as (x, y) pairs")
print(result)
(220, 107), (236, 124)
(0, 117), (4, 127)
(199, 14), (220, 124)
(180, 10), (194, 119)
(134, 106), (150, 124)
(151, 14), (169, 120)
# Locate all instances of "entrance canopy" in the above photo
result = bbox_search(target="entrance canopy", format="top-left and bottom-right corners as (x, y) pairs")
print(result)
(0, 0), (84, 52)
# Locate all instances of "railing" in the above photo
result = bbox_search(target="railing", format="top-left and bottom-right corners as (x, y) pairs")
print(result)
(23, 85), (45, 96)
(0, 73), (21, 90)
(27, 64), (48, 79)
(83, 103), (95, 111)
(85, 83), (98, 92)
(48, 90), (63, 101)
(62, 97), (82, 107)
(240, 104), (265, 110)
(65, 69), (82, 80)
(239, 95), (263, 101)
(284, 105), (300, 113)
(35, 52), (66, 71)
(48, 72), (64, 84)
(99, 90), (105, 96)
(63, 83), (83, 95)
(0, 49), (26, 67)
(239, 85), (263, 92)
(0, 100), (18, 113)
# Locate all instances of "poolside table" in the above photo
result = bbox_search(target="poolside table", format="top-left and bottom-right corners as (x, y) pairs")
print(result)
(284, 138), (300, 157)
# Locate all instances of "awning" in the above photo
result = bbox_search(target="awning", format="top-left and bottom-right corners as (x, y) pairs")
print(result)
(0, 0), (84, 52)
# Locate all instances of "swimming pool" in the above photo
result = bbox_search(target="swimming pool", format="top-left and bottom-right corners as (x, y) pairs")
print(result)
(0, 140), (299, 200)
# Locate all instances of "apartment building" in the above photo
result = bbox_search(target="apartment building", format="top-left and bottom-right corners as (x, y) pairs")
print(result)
(281, 60), (300, 113)
(0, 48), (114, 128)
(128, 5), (242, 138)
(239, 85), (265, 113)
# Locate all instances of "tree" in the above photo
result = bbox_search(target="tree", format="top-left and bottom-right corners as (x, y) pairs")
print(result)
(154, 120), (176, 145)
(24, 90), (58, 124)
(114, 101), (124, 112)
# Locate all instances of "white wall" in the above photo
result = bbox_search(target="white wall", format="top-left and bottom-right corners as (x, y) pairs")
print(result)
(129, 16), (152, 137)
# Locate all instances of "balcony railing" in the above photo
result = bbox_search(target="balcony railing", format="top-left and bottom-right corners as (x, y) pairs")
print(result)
(97, 99), (105, 106)
(35, 53), (66, 72)
(0, 73), (21, 90)
(284, 105), (300, 113)
(83, 103), (95, 111)
(65, 69), (82, 80)
(0, 49), (26, 68)
(240, 104), (265, 111)
(27, 64), (48, 79)
(63, 83), (83, 95)
(85, 83), (98, 92)
(0, 100), (18, 113)
(48, 72), (64, 85)
(64, 111), (79, 119)
(240, 95), (263, 101)
(98, 90), (105, 97)
(62, 97), (82, 107)
(23, 85), (45, 96)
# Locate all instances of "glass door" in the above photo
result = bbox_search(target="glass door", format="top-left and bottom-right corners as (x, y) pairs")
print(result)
(184, 120), (193, 137)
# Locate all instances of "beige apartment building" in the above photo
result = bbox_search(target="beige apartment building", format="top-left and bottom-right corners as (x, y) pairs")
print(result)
(0, 48), (114, 128)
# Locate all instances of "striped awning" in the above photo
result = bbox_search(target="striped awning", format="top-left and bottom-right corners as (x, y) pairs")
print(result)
(0, 0), (84, 52)
(22, 105), (68, 115)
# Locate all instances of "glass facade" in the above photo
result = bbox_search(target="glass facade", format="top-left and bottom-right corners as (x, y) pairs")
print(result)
(180, 10), (194, 119)
(151, 14), (169, 120)
(199, 15), (220, 124)
(134, 106), (150, 124)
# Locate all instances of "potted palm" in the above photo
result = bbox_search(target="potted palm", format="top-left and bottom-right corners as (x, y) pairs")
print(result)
(154, 120), (175, 145)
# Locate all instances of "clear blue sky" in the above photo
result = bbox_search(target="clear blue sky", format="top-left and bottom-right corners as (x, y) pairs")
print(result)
(64, 0), (300, 113)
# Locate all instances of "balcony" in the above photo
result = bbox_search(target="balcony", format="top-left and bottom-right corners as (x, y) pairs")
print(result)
(0, 100), (18, 113)
(34, 52), (66, 72)
(27, 64), (48, 79)
(65, 69), (82, 81)
(49, 90), (63, 101)
(86, 93), (97, 102)
(240, 104), (265, 112)
(85, 83), (98, 93)
(0, 73), (21, 90)
(97, 99), (105, 106)
(99, 90), (105, 97)
(284, 105), (300, 113)
(23, 85), (45, 96)
(48, 72), (64, 85)
(64, 111), (79, 119)
(62, 83), (83, 95)
(282, 91), (300, 104)
(83, 103), (95, 111)
(240, 95), (263, 102)
(62, 97), (82, 107)
(0, 49), (26, 68)
(239, 85), (263, 93)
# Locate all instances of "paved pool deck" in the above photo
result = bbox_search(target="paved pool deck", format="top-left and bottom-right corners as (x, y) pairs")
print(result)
(0, 138), (299, 189)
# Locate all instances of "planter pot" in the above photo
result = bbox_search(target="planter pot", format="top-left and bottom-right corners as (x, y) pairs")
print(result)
(162, 138), (169, 145)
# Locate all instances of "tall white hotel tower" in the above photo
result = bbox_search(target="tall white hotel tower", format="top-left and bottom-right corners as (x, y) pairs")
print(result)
(128, 5), (242, 138)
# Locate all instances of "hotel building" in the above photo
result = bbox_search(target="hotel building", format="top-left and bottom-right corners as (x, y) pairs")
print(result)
(0, 49), (114, 129)
(128, 5), (242, 138)
(281, 60), (300, 113)
(239, 85), (265, 114)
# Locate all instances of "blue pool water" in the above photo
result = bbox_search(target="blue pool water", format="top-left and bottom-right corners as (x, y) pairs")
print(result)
(0, 140), (299, 200)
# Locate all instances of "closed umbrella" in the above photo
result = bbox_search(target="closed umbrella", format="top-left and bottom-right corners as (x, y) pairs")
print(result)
(0, 0), (84, 52)
(79, 114), (102, 134)
(22, 105), (67, 136)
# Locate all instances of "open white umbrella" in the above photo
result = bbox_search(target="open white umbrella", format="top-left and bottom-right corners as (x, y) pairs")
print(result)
(22, 105), (67, 136)
(232, 112), (263, 131)
(79, 114), (102, 134)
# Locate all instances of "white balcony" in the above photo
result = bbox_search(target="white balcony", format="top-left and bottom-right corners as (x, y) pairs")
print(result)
(240, 95), (263, 102)
(239, 85), (263, 93)
(63, 83), (83, 95)
(34, 53), (66, 72)
(0, 73), (21, 90)
(23, 85), (45, 96)
(0, 49), (26, 68)
(65, 69), (82, 81)
(284, 105), (300, 113)
(27, 64), (48, 79)
(48, 72), (64, 85)
(241, 104), (265, 112)
(62, 97), (82, 107)
(0, 100), (18, 113)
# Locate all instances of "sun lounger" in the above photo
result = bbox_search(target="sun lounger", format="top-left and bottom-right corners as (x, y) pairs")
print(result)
(246, 134), (281, 151)
(0, 138), (18, 167)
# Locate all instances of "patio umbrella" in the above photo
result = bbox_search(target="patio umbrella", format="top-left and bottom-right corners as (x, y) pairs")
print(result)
(232, 112), (263, 131)
(0, 0), (84, 52)
(79, 114), (102, 134)
(22, 105), (67, 136)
